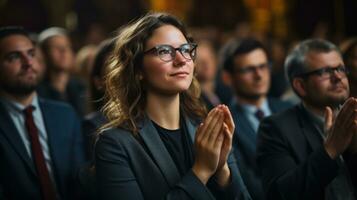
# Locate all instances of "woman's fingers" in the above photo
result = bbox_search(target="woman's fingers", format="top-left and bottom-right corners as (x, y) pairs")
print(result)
(197, 108), (219, 142)
(218, 105), (235, 135)
(206, 110), (224, 146)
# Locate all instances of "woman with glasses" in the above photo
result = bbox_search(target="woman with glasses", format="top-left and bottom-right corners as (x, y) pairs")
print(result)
(94, 13), (241, 199)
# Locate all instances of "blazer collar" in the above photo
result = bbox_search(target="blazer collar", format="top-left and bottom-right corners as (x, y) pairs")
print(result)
(230, 101), (256, 137)
(38, 99), (61, 176)
(138, 115), (196, 187)
(0, 102), (37, 175)
(296, 104), (324, 152)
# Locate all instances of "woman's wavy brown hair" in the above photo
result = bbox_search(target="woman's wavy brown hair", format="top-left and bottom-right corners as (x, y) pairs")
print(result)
(101, 12), (207, 134)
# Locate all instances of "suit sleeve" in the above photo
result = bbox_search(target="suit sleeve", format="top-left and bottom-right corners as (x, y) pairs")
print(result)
(208, 151), (250, 200)
(256, 117), (339, 200)
(95, 133), (240, 200)
(343, 152), (357, 190)
(68, 109), (86, 198)
(0, 183), (5, 200)
(70, 111), (86, 168)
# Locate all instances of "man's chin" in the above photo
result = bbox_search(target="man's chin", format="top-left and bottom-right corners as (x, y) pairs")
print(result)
(1, 83), (38, 97)
(239, 93), (266, 101)
(325, 95), (348, 108)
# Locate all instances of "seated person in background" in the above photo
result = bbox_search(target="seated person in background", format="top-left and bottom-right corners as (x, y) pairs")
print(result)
(221, 38), (292, 200)
(0, 26), (85, 200)
(195, 40), (221, 110)
(342, 39), (357, 97)
(257, 39), (357, 200)
(37, 27), (86, 117)
(82, 38), (115, 160)
(95, 13), (242, 200)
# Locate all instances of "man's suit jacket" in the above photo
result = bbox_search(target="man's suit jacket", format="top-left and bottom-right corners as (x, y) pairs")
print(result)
(95, 115), (246, 200)
(230, 98), (292, 200)
(0, 99), (85, 200)
(256, 104), (345, 200)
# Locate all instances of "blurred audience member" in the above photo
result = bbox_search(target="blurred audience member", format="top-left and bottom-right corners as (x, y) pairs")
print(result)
(37, 27), (86, 117)
(74, 44), (97, 84)
(343, 38), (357, 97)
(195, 40), (221, 110)
(257, 39), (356, 200)
(268, 39), (289, 98)
(216, 38), (236, 105)
(82, 38), (114, 160)
(222, 38), (292, 200)
(0, 26), (85, 200)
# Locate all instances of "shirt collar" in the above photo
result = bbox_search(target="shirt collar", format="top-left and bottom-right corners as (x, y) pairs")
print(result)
(301, 103), (325, 132)
(239, 98), (270, 115)
(0, 94), (39, 114)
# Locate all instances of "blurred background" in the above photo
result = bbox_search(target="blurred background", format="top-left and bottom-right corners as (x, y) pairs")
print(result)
(1, 0), (356, 50)
(1, 0), (357, 109)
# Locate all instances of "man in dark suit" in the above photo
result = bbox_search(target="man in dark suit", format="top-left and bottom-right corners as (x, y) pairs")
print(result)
(221, 38), (292, 200)
(257, 39), (357, 200)
(0, 27), (85, 200)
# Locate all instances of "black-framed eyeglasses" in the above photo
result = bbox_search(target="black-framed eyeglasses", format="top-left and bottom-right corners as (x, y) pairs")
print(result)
(143, 43), (197, 62)
(297, 65), (348, 80)
(235, 63), (270, 74)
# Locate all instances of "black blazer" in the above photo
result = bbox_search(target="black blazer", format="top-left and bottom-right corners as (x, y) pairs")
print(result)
(0, 99), (86, 200)
(256, 104), (342, 200)
(230, 98), (292, 200)
(95, 115), (242, 200)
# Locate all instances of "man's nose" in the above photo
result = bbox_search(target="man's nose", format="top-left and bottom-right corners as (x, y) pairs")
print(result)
(253, 67), (265, 78)
(21, 54), (34, 67)
(330, 69), (345, 81)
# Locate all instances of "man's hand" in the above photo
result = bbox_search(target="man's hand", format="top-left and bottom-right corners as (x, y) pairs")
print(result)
(324, 97), (357, 159)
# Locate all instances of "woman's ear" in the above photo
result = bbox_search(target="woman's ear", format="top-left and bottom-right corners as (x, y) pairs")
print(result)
(292, 78), (307, 97)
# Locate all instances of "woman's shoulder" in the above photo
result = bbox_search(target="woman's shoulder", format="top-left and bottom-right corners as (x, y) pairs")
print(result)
(95, 126), (142, 155)
(97, 126), (135, 143)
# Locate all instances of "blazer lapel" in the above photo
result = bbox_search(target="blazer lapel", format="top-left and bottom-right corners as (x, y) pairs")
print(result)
(184, 117), (196, 142)
(297, 105), (323, 152)
(231, 104), (256, 144)
(39, 101), (61, 174)
(0, 103), (37, 175)
(138, 117), (181, 188)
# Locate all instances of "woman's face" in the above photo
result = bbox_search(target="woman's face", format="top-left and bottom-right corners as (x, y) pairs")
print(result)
(142, 25), (195, 96)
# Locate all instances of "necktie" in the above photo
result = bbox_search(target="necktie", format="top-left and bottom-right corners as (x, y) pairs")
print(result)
(23, 106), (57, 200)
(255, 109), (265, 121)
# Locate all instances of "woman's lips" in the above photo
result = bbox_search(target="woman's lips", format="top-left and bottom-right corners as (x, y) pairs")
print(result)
(170, 72), (189, 77)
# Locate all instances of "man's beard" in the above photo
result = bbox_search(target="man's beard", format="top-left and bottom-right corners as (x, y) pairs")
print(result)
(306, 94), (348, 110)
(236, 89), (266, 101)
(0, 79), (40, 96)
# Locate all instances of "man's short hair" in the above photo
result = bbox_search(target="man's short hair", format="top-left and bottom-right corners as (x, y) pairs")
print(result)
(222, 38), (268, 73)
(285, 39), (341, 84)
(0, 26), (30, 42)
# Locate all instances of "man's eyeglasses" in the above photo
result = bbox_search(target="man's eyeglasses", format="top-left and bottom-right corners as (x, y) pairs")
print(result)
(144, 43), (197, 62)
(235, 63), (270, 74)
(297, 65), (348, 80)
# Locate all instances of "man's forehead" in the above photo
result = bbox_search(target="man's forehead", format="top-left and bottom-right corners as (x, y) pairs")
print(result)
(0, 34), (34, 53)
(305, 51), (343, 68)
(233, 48), (268, 67)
